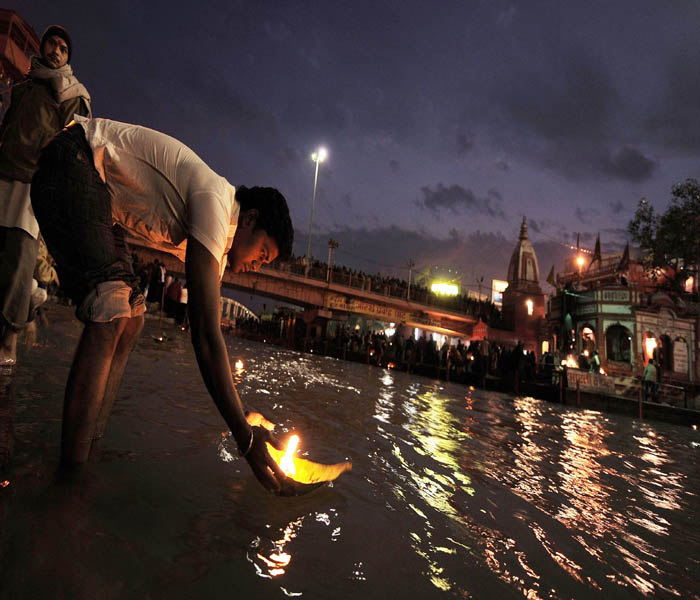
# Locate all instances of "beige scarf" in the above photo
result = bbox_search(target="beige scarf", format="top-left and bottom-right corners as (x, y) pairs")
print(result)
(27, 56), (92, 115)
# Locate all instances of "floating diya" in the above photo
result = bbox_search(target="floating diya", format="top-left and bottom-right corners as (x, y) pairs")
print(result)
(267, 434), (352, 486)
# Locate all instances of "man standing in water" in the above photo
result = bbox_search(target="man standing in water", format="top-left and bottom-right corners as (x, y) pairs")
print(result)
(0, 25), (91, 365)
(31, 116), (294, 494)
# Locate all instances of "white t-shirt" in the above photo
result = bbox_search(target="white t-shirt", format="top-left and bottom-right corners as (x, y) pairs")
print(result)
(75, 116), (238, 277)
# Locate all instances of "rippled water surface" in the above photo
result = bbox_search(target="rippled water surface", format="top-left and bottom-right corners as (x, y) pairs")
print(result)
(3, 310), (700, 599)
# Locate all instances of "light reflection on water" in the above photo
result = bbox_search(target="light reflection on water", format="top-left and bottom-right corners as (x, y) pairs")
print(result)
(4, 324), (700, 600)
(224, 339), (700, 599)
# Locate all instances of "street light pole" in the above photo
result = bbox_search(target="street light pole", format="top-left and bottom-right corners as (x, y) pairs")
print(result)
(407, 259), (415, 300)
(306, 147), (327, 269)
(476, 276), (484, 301)
(327, 238), (339, 283)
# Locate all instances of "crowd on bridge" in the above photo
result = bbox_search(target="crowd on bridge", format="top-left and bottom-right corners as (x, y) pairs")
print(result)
(272, 254), (504, 326)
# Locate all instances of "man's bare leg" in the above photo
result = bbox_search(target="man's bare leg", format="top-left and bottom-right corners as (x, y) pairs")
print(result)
(61, 318), (128, 465)
(93, 314), (144, 441)
(0, 326), (17, 365)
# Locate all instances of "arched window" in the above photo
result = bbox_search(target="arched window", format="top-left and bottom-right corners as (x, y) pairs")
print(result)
(643, 332), (657, 363)
(605, 324), (631, 363)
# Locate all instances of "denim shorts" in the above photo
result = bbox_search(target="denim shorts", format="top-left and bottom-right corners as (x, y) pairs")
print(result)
(30, 125), (145, 323)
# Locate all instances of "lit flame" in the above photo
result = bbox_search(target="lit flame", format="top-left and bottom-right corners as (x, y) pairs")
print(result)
(599, 368), (606, 375)
(561, 356), (578, 368)
(387, 362), (395, 369)
(280, 435), (299, 476)
(234, 359), (244, 370)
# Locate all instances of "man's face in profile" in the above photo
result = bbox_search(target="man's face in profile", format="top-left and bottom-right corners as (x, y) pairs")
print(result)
(41, 35), (69, 69)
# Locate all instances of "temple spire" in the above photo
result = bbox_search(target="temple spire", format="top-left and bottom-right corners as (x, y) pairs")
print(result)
(519, 215), (528, 240)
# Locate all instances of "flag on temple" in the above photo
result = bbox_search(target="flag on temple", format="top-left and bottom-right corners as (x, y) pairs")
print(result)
(617, 241), (630, 271)
(546, 265), (556, 287)
(588, 233), (601, 269)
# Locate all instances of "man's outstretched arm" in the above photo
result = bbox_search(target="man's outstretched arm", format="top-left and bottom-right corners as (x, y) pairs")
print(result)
(185, 237), (286, 492)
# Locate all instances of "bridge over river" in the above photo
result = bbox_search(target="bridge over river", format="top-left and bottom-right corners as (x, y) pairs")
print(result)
(132, 244), (484, 339)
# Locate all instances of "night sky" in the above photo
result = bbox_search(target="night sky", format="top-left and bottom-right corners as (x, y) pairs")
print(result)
(18, 1), (700, 294)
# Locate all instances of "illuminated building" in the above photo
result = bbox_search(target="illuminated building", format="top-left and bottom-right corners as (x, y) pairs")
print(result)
(0, 10), (40, 115)
(500, 217), (547, 357)
(547, 238), (697, 383)
(491, 279), (508, 308)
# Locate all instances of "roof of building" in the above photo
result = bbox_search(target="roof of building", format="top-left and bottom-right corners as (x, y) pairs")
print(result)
(506, 216), (540, 286)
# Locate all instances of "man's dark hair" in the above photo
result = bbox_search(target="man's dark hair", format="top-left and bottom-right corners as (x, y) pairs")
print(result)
(236, 186), (293, 261)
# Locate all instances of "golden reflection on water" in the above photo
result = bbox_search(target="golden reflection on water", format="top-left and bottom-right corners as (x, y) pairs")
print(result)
(511, 397), (547, 504)
(249, 516), (303, 578)
(386, 388), (478, 593)
(556, 411), (614, 538)
(227, 346), (697, 599)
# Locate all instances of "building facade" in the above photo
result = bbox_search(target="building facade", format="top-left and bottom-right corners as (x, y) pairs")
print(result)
(0, 10), (40, 116)
(500, 217), (547, 357)
(547, 244), (699, 383)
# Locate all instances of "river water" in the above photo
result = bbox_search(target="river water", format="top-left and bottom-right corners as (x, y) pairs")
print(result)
(2, 307), (699, 599)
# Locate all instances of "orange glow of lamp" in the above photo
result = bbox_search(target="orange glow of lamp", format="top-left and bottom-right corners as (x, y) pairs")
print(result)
(267, 434), (351, 485)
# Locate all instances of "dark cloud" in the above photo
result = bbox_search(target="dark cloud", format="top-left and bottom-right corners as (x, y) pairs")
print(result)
(574, 207), (600, 224)
(389, 159), (400, 173)
(528, 219), (541, 233)
(489, 46), (664, 182)
(610, 200), (625, 215)
(500, 51), (618, 145)
(278, 147), (302, 167)
(601, 147), (656, 182)
(646, 47), (700, 152)
(494, 160), (510, 171)
(418, 184), (506, 219)
(455, 131), (474, 156)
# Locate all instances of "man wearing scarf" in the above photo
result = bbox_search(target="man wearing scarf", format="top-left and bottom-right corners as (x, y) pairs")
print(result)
(0, 25), (91, 365)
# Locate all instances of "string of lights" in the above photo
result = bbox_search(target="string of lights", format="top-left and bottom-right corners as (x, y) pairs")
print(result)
(530, 229), (594, 254)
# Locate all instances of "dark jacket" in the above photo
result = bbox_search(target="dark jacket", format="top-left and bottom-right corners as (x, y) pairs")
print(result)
(0, 78), (89, 182)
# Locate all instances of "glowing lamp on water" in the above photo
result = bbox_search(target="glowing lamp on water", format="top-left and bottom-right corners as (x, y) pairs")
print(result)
(235, 360), (244, 370)
(280, 434), (299, 476)
(266, 435), (352, 485)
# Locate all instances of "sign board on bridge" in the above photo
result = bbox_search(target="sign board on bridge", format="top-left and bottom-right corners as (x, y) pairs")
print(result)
(327, 294), (408, 322)
(567, 368), (615, 394)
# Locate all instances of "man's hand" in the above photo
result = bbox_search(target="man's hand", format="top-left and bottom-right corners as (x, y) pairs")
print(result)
(245, 411), (275, 431)
(243, 426), (324, 496)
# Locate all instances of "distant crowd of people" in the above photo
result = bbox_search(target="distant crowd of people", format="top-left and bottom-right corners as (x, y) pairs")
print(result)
(229, 308), (549, 392)
(275, 255), (503, 326)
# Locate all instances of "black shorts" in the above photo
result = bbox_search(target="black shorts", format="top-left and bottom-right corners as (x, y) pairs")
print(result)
(30, 125), (144, 322)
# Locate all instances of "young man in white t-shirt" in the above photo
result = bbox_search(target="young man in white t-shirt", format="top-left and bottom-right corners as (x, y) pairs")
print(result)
(31, 118), (296, 494)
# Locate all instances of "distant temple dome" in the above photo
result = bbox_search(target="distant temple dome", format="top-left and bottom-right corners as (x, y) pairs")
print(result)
(507, 216), (540, 286)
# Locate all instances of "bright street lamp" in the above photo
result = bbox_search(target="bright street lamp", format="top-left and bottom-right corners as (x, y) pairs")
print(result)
(306, 147), (327, 265)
